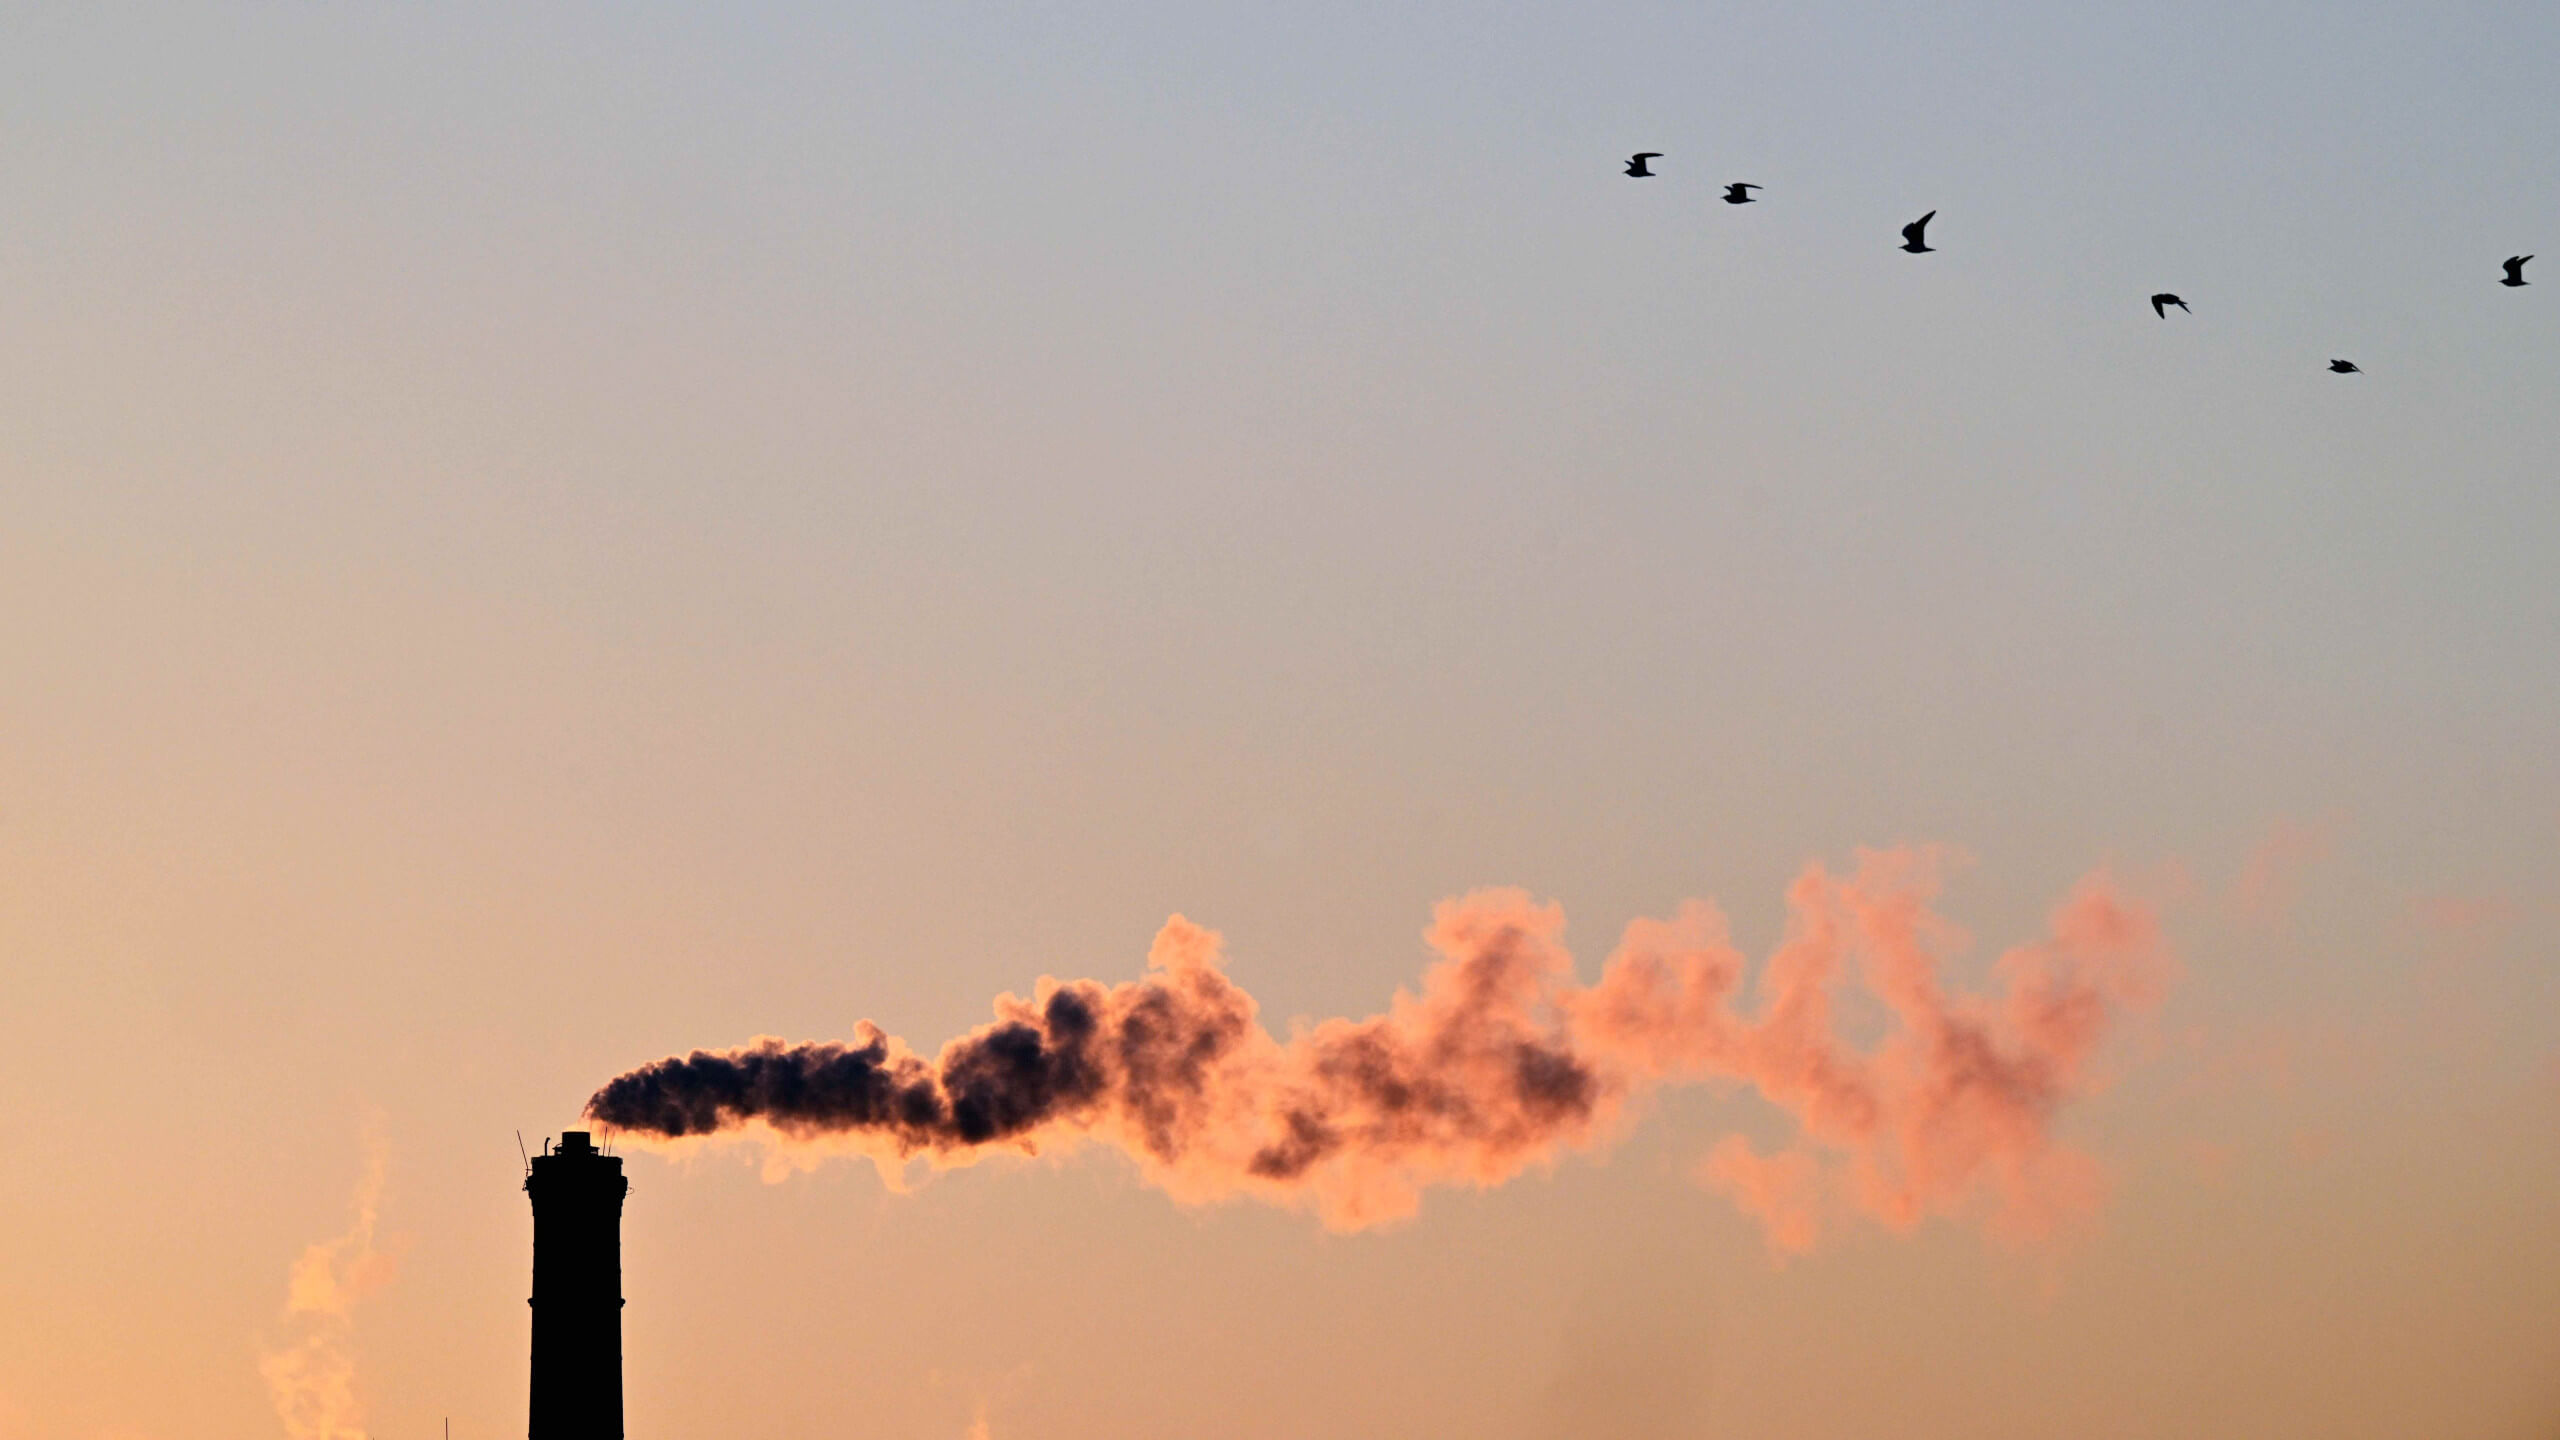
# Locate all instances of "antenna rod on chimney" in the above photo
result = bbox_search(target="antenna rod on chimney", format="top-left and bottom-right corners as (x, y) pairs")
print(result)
(516, 1130), (530, 1178)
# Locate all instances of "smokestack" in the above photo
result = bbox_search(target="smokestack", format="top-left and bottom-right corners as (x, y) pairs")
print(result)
(525, 1130), (628, 1440)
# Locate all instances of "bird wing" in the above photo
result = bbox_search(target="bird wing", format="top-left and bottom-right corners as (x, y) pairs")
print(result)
(1632, 152), (1662, 161)
(2152, 296), (2167, 317)
(1903, 210), (1934, 240)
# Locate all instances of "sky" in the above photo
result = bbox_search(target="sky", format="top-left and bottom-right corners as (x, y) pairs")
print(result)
(1, 3), (2556, 1437)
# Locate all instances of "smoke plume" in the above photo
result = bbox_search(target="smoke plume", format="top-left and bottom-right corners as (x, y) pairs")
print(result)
(589, 849), (2174, 1243)
(259, 1130), (399, 1440)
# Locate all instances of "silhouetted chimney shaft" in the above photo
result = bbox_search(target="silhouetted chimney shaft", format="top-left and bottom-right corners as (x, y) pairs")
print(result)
(526, 1130), (627, 1440)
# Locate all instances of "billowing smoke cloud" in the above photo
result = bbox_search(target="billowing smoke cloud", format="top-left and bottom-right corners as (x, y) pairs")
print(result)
(589, 849), (2175, 1244)
(258, 1129), (399, 1440)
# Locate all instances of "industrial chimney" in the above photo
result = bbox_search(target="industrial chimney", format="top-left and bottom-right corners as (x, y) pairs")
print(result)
(525, 1130), (628, 1440)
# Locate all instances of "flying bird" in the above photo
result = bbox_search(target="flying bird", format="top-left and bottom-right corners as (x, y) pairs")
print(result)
(1900, 210), (1936, 253)
(1624, 152), (1662, 178)
(2151, 292), (2190, 318)
(2328, 359), (2361, 374)
(2502, 255), (2532, 287)
(1722, 183), (1760, 204)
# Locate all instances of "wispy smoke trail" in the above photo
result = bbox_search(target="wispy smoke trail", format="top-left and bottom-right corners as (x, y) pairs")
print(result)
(1695, 1136), (1822, 1259)
(2232, 814), (2341, 930)
(589, 849), (2175, 1244)
(259, 1130), (399, 1440)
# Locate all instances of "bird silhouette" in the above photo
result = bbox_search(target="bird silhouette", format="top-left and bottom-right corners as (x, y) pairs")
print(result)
(1624, 153), (1662, 178)
(2502, 255), (2532, 287)
(2151, 293), (2189, 318)
(1722, 183), (1760, 204)
(1900, 211), (1936, 253)
(2328, 359), (2361, 374)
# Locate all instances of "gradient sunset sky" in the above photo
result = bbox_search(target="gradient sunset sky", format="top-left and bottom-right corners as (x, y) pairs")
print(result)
(3, 4), (2557, 1438)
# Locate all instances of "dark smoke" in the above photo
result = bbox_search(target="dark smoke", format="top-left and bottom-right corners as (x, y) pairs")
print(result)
(587, 851), (2174, 1238)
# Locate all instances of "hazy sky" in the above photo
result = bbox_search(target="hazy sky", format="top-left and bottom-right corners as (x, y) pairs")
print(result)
(2, 4), (2556, 1438)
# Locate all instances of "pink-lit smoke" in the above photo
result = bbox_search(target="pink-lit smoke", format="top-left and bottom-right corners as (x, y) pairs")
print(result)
(2231, 814), (2342, 931)
(259, 1129), (400, 1440)
(588, 849), (2175, 1246)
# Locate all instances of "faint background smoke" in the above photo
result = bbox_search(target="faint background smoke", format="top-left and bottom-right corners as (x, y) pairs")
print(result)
(258, 1127), (399, 1440)
(2230, 813), (2344, 931)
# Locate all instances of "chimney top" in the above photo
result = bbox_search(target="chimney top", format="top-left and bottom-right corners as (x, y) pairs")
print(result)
(559, 1131), (594, 1154)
